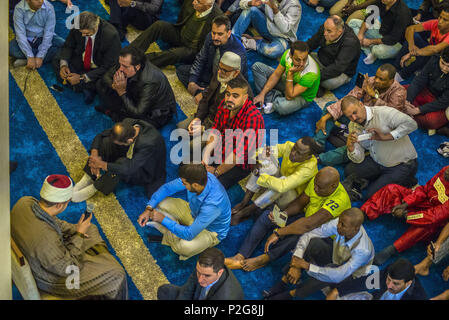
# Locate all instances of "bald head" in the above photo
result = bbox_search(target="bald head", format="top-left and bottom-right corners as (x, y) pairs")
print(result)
(341, 208), (365, 228)
(111, 121), (137, 145)
(314, 166), (340, 197)
(337, 208), (365, 240)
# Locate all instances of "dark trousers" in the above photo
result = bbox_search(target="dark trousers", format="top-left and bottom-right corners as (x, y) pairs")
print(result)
(157, 284), (183, 300)
(394, 33), (430, 79)
(96, 79), (171, 128)
(52, 56), (98, 92)
(175, 64), (210, 90)
(217, 165), (251, 190)
(239, 208), (301, 261)
(344, 156), (418, 200)
(106, 0), (158, 30)
(83, 136), (129, 195)
(131, 21), (197, 67)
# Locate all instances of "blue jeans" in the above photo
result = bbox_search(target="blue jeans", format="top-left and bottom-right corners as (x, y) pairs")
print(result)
(252, 62), (310, 115)
(9, 35), (65, 63)
(348, 19), (402, 60)
(238, 208), (301, 261)
(394, 32), (430, 79)
(232, 7), (288, 59)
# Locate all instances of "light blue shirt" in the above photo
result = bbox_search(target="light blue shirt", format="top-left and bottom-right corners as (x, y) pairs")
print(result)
(379, 284), (411, 300)
(199, 278), (219, 300)
(293, 218), (375, 284)
(13, 0), (56, 58)
(146, 172), (231, 241)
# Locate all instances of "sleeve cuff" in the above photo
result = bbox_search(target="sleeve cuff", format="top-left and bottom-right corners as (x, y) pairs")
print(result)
(308, 263), (320, 274)
(389, 129), (401, 140)
(60, 60), (69, 68)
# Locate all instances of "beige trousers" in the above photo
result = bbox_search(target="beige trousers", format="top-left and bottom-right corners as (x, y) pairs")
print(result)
(329, 0), (366, 23)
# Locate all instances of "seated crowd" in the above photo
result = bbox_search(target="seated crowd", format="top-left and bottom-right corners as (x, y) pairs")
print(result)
(8, 0), (449, 300)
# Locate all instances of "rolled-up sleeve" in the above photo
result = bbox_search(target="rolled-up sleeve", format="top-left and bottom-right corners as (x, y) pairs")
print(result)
(293, 219), (337, 258)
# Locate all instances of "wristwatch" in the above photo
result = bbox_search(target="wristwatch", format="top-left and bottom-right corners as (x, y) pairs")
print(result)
(130, 1), (137, 7)
(146, 205), (153, 211)
(273, 228), (281, 238)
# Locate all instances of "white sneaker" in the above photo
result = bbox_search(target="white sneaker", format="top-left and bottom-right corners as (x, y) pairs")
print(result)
(394, 72), (404, 83)
(263, 102), (274, 114)
(363, 53), (377, 65)
(242, 37), (257, 51)
(13, 59), (27, 68)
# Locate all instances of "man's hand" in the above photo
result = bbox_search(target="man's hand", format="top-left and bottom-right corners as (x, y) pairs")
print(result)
(26, 57), (36, 70)
(361, 38), (372, 47)
(149, 209), (165, 223)
(113, 70), (127, 96)
(326, 288), (340, 300)
(362, 74), (376, 98)
(427, 241), (440, 259)
(88, 154), (107, 171)
(414, 13), (422, 22)
(264, 231), (279, 253)
(315, 116), (329, 135)
(408, 43), (419, 56)
(60, 66), (71, 80)
(194, 92), (203, 105)
(267, 0), (280, 12)
(342, 4), (355, 16)
(76, 211), (93, 236)
(346, 132), (358, 153)
(188, 117), (202, 135)
(286, 266), (301, 284)
(404, 103), (421, 116)
(187, 82), (204, 96)
(205, 165), (216, 174)
(35, 57), (43, 69)
(358, 35), (365, 45)
(253, 93), (265, 106)
(392, 202), (408, 218)
(137, 208), (152, 227)
(118, 0), (132, 7)
(443, 266), (449, 281)
(67, 73), (81, 86)
(366, 128), (393, 141)
(308, 0), (319, 6)
(400, 53), (413, 68)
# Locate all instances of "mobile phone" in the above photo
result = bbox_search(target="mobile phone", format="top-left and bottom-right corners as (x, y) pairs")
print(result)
(50, 84), (64, 92)
(83, 203), (94, 221)
(356, 73), (364, 88)
(357, 133), (373, 142)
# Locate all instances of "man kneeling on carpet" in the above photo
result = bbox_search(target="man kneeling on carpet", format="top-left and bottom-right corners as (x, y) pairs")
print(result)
(361, 165), (449, 265)
(225, 167), (351, 271)
(72, 118), (166, 202)
(157, 247), (244, 299)
(137, 163), (232, 261)
(11, 174), (128, 299)
(263, 207), (374, 300)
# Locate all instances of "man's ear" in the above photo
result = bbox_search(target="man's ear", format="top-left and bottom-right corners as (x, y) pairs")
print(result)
(217, 268), (224, 278)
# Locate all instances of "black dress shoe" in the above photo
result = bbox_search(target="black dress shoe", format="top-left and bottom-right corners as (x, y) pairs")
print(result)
(147, 235), (163, 243)
(83, 89), (96, 105)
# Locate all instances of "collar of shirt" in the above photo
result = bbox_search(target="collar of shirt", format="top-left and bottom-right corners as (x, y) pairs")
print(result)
(335, 228), (362, 249)
(203, 277), (220, 296)
(364, 105), (374, 126)
(24, 0), (47, 13)
(195, 173), (213, 203)
(380, 282), (411, 300)
(85, 28), (98, 44)
(196, 6), (213, 18)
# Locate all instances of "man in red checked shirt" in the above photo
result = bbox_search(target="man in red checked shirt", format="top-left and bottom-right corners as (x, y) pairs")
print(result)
(361, 165), (449, 265)
(202, 76), (265, 193)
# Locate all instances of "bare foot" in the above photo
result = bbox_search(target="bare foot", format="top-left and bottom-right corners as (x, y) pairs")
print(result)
(431, 289), (449, 300)
(414, 256), (432, 276)
(225, 253), (245, 269)
(242, 254), (270, 271)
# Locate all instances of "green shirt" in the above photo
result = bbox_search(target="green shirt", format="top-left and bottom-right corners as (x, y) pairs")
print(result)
(279, 50), (321, 102)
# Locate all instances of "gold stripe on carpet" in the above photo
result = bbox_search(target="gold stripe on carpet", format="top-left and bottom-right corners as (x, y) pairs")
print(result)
(9, 64), (168, 300)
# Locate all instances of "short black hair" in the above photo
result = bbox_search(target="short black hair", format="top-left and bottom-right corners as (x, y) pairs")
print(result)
(120, 46), (146, 67)
(178, 163), (208, 186)
(387, 258), (415, 283)
(300, 136), (322, 155)
(290, 40), (309, 56)
(226, 76), (249, 93)
(437, 2), (449, 15)
(341, 95), (361, 112)
(212, 15), (231, 31)
(378, 63), (397, 80)
(110, 121), (136, 143)
(198, 247), (225, 273)
(441, 46), (449, 63)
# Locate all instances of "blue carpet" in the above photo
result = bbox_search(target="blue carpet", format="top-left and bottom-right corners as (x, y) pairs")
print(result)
(9, 0), (449, 300)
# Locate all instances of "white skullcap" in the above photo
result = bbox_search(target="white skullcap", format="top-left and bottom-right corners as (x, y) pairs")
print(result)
(40, 174), (73, 203)
(220, 51), (241, 70)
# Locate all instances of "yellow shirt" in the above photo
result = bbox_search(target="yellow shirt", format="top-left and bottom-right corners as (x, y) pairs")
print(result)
(256, 141), (318, 195)
(303, 176), (351, 218)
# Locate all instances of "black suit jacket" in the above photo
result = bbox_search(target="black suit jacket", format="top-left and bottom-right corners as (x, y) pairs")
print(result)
(177, 266), (244, 300)
(59, 18), (121, 82)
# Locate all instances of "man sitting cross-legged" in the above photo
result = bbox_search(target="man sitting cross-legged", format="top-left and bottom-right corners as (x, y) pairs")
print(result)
(230, 137), (320, 226)
(362, 165), (449, 265)
(264, 207), (374, 300)
(137, 163), (231, 261)
(225, 166), (351, 271)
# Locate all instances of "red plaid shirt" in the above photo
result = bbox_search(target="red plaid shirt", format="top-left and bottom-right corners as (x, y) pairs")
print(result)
(212, 98), (265, 171)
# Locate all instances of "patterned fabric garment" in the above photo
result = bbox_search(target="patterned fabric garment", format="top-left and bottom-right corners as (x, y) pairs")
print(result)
(212, 98), (265, 171)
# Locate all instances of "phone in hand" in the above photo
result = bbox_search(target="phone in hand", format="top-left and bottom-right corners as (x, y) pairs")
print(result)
(83, 203), (94, 221)
(356, 73), (364, 88)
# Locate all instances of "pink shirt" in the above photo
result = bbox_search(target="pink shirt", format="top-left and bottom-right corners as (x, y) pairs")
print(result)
(422, 19), (449, 45)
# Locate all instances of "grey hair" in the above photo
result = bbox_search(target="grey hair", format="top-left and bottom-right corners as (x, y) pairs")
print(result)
(327, 15), (344, 30)
(79, 11), (100, 31)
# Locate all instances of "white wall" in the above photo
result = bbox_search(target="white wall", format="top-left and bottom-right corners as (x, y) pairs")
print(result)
(0, 0), (12, 300)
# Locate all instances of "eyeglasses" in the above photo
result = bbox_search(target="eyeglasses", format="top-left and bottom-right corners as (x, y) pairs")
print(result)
(218, 65), (236, 73)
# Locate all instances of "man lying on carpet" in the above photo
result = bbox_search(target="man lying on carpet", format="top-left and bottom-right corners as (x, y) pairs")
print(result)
(202, 76), (265, 190)
(341, 95), (419, 202)
(306, 15), (360, 97)
(11, 174), (128, 300)
(230, 137), (320, 226)
(228, 0), (301, 59)
(177, 52), (253, 136)
(347, 0), (413, 65)
(313, 63), (409, 167)
(138, 163), (231, 261)
(252, 40), (320, 116)
(361, 165), (449, 265)
(71, 117), (166, 202)
(10, 0), (65, 69)
(95, 46), (176, 129)
(263, 207), (374, 300)
(404, 46), (449, 132)
(157, 247), (244, 299)
(225, 167), (351, 271)
(326, 258), (428, 300)
(130, 0), (222, 68)
(175, 15), (248, 100)
(52, 11), (121, 105)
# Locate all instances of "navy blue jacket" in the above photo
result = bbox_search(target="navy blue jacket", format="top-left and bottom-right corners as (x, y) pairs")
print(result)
(189, 32), (248, 85)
